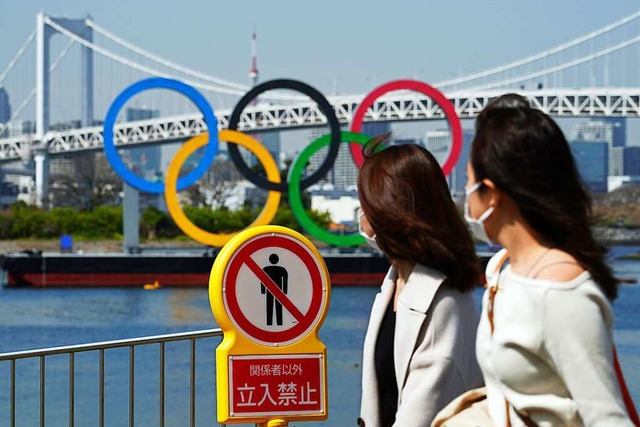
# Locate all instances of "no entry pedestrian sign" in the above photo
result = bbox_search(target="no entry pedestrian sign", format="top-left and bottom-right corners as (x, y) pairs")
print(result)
(209, 225), (330, 425)
(223, 232), (327, 346)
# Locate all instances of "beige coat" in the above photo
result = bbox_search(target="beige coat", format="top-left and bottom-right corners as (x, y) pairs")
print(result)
(358, 264), (483, 427)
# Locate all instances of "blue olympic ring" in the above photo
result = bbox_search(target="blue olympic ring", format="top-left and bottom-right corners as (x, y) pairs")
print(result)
(103, 77), (219, 194)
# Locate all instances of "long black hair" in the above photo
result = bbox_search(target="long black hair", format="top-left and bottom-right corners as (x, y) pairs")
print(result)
(471, 94), (618, 299)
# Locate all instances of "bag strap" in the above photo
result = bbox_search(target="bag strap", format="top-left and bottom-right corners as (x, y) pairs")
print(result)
(486, 251), (532, 427)
(614, 346), (640, 426)
(486, 249), (509, 335)
(487, 250), (640, 427)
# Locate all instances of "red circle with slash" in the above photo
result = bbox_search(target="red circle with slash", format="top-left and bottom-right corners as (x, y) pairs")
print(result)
(222, 233), (326, 346)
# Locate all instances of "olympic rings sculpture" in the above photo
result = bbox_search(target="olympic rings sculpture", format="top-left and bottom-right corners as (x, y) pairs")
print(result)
(103, 77), (462, 247)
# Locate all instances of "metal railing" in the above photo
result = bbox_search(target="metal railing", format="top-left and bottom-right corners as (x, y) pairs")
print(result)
(0, 328), (224, 427)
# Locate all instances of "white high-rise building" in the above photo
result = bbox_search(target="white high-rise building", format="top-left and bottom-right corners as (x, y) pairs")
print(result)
(7, 120), (35, 137)
(610, 147), (625, 176)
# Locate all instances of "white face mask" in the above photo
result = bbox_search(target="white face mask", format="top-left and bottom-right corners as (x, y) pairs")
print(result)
(358, 211), (382, 252)
(464, 182), (495, 245)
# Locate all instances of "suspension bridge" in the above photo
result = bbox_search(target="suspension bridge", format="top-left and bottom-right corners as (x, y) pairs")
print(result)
(0, 11), (639, 204)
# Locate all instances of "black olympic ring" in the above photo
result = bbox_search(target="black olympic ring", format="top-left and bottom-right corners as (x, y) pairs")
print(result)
(227, 79), (341, 192)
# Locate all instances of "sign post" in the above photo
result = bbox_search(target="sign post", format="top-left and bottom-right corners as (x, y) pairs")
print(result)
(209, 225), (331, 426)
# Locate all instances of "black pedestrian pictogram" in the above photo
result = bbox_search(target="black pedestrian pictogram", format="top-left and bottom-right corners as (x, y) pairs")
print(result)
(261, 253), (289, 326)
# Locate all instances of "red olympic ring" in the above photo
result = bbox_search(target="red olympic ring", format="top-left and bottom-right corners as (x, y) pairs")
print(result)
(349, 79), (462, 176)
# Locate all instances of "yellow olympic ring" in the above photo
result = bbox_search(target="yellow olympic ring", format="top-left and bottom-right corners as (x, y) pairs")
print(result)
(164, 130), (281, 247)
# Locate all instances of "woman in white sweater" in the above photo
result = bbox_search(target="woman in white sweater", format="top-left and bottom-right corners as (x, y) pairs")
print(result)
(358, 141), (483, 427)
(464, 94), (634, 426)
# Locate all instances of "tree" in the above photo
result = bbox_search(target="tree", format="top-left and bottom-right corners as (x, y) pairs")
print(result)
(49, 152), (122, 211)
(182, 156), (242, 209)
(141, 207), (165, 240)
(245, 158), (312, 209)
(145, 208), (181, 239)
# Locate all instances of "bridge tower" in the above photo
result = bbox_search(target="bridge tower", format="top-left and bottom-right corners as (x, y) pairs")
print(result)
(35, 12), (94, 207)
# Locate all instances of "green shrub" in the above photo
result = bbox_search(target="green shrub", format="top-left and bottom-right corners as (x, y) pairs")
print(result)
(0, 202), (333, 242)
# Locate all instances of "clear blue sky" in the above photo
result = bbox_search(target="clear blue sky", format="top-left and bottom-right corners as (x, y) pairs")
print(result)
(1, 0), (639, 95)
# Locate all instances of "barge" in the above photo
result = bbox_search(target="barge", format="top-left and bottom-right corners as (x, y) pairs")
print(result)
(0, 249), (392, 288)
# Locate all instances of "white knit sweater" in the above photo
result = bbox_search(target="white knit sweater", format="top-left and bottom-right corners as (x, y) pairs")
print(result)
(476, 250), (634, 427)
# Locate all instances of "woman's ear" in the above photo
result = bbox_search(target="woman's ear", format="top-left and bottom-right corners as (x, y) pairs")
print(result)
(481, 178), (500, 208)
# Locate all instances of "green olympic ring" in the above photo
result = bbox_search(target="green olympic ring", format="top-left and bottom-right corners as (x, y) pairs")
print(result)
(288, 131), (373, 247)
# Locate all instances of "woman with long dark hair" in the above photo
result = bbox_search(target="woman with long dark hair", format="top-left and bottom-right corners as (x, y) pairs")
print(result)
(465, 94), (634, 426)
(357, 141), (483, 427)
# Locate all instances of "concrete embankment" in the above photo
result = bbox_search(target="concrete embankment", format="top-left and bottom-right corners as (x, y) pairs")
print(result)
(593, 227), (640, 246)
(1, 229), (639, 255)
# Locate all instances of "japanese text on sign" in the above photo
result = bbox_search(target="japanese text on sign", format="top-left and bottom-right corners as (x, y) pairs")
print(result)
(249, 363), (304, 377)
(229, 354), (324, 416)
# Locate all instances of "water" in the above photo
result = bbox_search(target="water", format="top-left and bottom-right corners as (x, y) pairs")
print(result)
(0, 248), (637, 426)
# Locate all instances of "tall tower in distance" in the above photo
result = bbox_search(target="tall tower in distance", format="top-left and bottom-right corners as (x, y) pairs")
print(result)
(249, 27), (259, 87)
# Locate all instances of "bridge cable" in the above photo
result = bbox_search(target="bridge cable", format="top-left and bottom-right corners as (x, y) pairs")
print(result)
(45, 18), (247, 96)
(466, 34), (640, 91)
(0, 39), (75, 137)
(0, 29), (36, 87)
(436, 10), (640, 88)
(86, 20), (250, 91)
(47, 18), (306, 101)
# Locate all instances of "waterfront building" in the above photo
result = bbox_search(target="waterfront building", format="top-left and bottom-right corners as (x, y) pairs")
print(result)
(623, 146), (640, 176)
(361, 122), (391, 139)
(124, 107), (161, 178)
(235, 131), (281, 169)
(126, 106), (160, 122)
(306, 122), (391, 190)
(393, 138), (420, 146)
(0, 164), (19, 208)
(571, 118), (626, 176)
(424, 128), (475, 195)
(6, 119), (35, 137)
(309, 185), (360, 226)
(608, 175), (640, 192)
(124, 107), (163, 209)
(50, 155), (76, 177)
(569, 140), (609, 193)
(452, 130), (475, 196)
(424, 130), (450, 166)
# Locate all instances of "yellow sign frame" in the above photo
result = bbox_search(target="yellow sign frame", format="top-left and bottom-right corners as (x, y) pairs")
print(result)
(209, 225), (331, 424)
